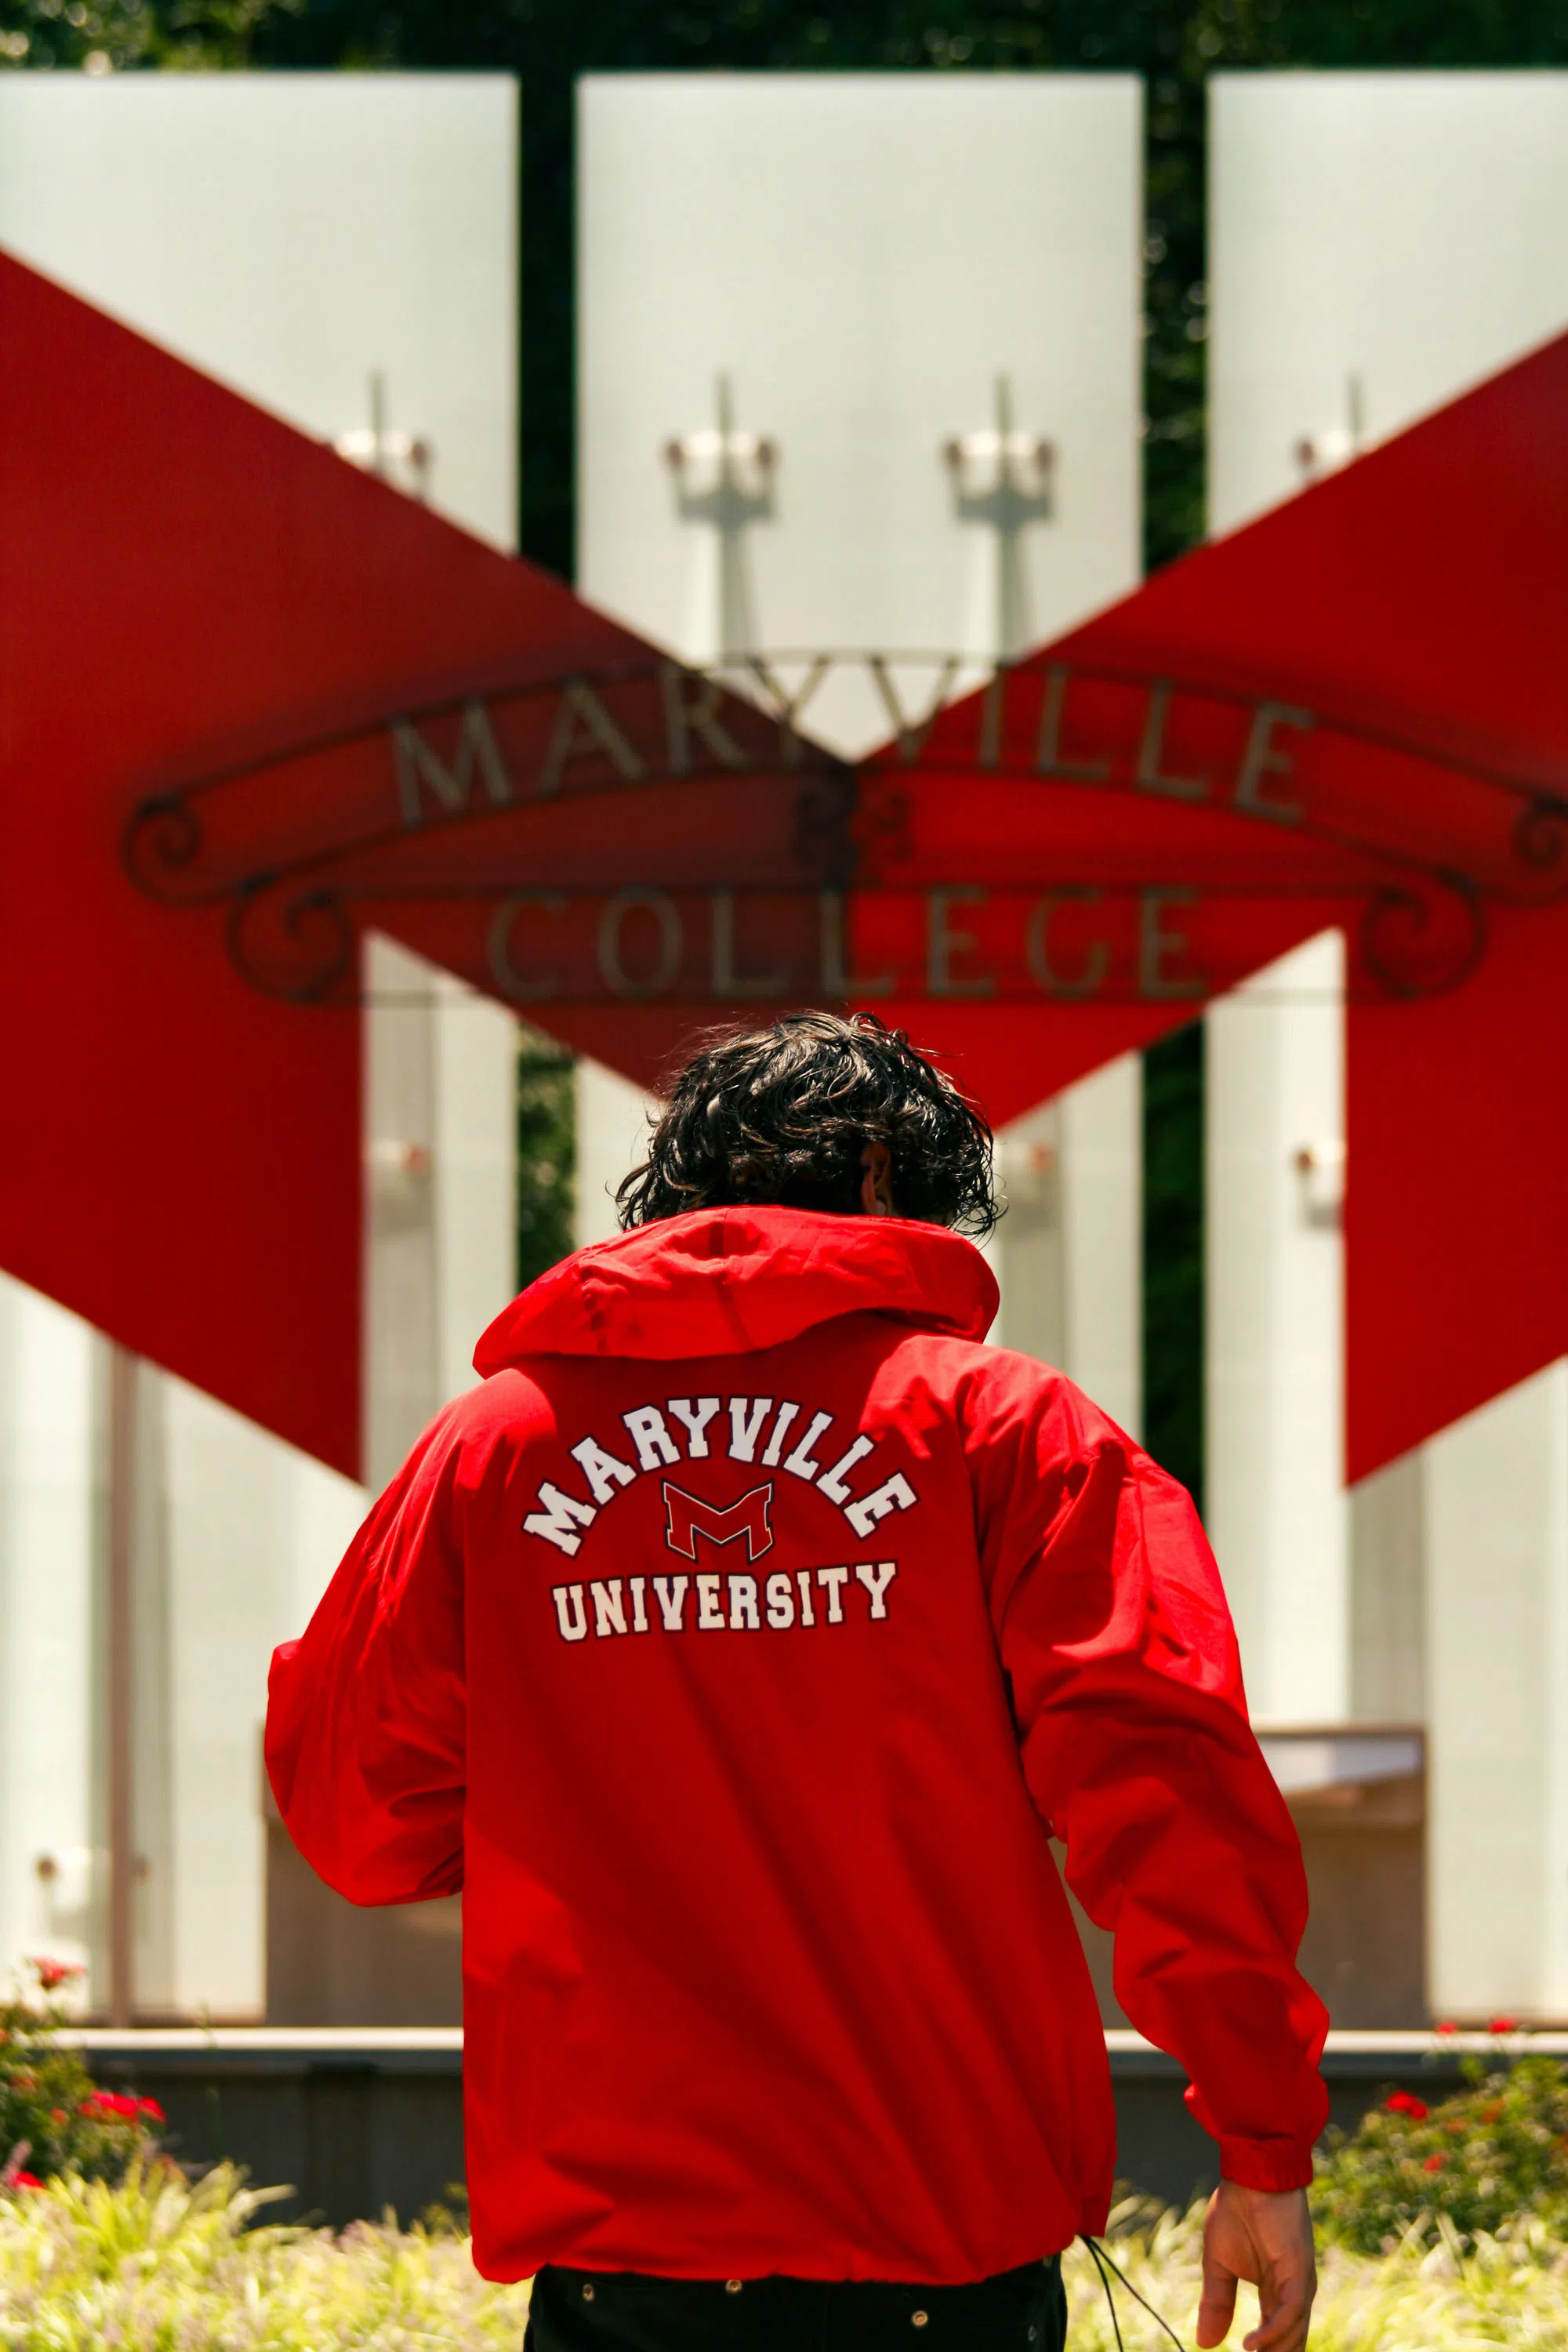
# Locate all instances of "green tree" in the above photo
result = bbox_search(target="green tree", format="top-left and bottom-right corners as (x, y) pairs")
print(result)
(516, 1029), (575, 1290)
(0, 0), (283, 71)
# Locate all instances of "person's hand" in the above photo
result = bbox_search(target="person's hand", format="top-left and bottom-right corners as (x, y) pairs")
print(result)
(1196, 2181), (1316, 2352)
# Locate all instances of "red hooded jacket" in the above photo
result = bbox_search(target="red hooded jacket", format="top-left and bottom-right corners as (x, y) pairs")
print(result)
(266, 1207), (1327, 2285)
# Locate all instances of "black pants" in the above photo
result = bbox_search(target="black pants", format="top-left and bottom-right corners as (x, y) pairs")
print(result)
(524, 2255), (1066, 2350)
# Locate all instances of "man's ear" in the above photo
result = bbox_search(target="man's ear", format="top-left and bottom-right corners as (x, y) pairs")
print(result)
(859, 1141), (895, 1217)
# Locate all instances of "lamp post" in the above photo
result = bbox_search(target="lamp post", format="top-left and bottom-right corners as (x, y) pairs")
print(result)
(943, 375), (1054, 663)
(1295, 371), (1366, 482)
(666, 373), (777, 666)
(334, 371), (434, 503)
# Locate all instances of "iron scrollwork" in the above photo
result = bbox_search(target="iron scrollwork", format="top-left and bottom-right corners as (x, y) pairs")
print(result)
(1359, 876), (1486, 1002)
(226, 880), (356, 1005)
(1514, 794), (1568, 875)
(792, 769), (860, 889)
(124, 794), (207, 901)
(119, 648), (1564, 1010)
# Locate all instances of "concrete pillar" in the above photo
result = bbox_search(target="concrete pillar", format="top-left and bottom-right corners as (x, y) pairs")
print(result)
(992, 1055), (1142, 1436)
(1210, 73), (1568, 2009)
(154, 1381), (364, 2016)
(1348, 1450), (1426, 1724)
(365, 933), (519, 1484)
(1425, 1363), (1568, 2018)
(434, 973), (520, 1400)
(0, 78), (521, 2018)
(115, 927), (518, 2021)
(126, 1363), (173, 2012)
(364, 933), (441, 1490)
(0, 1283), (101, 1997)
(0, 1297), (362, 2024)
(574, 1059), (659, 1251)
(1206, 930), (1348, 1722)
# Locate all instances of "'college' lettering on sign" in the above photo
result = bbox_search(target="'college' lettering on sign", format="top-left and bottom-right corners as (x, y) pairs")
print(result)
(487, 886), (1210, 1007)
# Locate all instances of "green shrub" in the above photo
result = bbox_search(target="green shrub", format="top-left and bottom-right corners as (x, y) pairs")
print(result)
(1, 1958), (164, 2189)
(1312, 2050), (1568, 2252)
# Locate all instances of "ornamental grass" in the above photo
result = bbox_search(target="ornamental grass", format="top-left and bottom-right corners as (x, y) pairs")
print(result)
(1065, 2198), (1568, 2349)
(7, 2172), (1568, 2352)
(0, 2161), (532, 2350)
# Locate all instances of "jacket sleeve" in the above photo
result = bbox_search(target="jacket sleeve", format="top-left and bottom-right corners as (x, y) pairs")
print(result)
(264, 1403), (468, 1906)
(971, 1366), (1329, 2191)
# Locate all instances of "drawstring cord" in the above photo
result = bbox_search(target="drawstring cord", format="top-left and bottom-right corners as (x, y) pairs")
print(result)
(1080, 2234), (1188, 2351)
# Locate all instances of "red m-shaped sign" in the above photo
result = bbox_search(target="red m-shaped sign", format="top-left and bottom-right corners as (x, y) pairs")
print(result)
(663, 1480), (775, 1562)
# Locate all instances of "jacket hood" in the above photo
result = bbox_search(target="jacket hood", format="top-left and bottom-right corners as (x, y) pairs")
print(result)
(474, 1206), (999, 1370)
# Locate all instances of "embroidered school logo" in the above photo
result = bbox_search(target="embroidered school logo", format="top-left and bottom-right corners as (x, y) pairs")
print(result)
(662, 1480), (774, 1562)
(521, 1393), (918, 1560)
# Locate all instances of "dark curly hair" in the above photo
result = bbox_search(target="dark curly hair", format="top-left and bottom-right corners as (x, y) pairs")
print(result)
(615, 1012), (999, 1236)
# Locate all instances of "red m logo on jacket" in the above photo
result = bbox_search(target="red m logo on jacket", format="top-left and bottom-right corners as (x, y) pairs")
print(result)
(662, 1480), (775, 1562)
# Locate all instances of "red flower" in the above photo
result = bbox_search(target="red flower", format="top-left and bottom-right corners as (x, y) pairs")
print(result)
(1490, 2016), (1520, 2034)
(1423, 2153), (1445, 2172)
(9, 2172), (43, 2191)
(1434, 2020), (1457, 2036)
(48, 2110), (64, 2125)
(77, 2088), (161, 2128)
(1387, 2091), (1428, 2119)
(27, 1958), (82, 1993)
(80, 2091), (140, 2122)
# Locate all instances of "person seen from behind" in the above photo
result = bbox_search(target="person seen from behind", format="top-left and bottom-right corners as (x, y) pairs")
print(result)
(267, 1011), (1326, 2350)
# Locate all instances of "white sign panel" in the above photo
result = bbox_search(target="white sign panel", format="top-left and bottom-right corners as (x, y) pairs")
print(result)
(0, 73), (517, 546)
(0, 74), (519, 2020)
(1208, 70), (1568, 2015)
(579, 73), (1142, 753)
(1210, 70), (1568, 536)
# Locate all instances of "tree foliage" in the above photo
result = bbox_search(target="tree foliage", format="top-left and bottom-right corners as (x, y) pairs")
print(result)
(1143, 1020), (1203, 1502)
(0, 0), (285, 71)
(516, 1029), (575, 1290)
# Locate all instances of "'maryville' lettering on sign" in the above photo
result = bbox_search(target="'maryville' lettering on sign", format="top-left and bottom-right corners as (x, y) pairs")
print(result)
(394, 664), (1319, 837)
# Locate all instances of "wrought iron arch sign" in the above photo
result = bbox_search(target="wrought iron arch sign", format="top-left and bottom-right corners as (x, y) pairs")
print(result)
(124, 650), (1566, 1011)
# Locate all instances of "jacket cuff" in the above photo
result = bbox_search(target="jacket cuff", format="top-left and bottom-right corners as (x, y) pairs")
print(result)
(1218, 2136), (1317, 2193)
